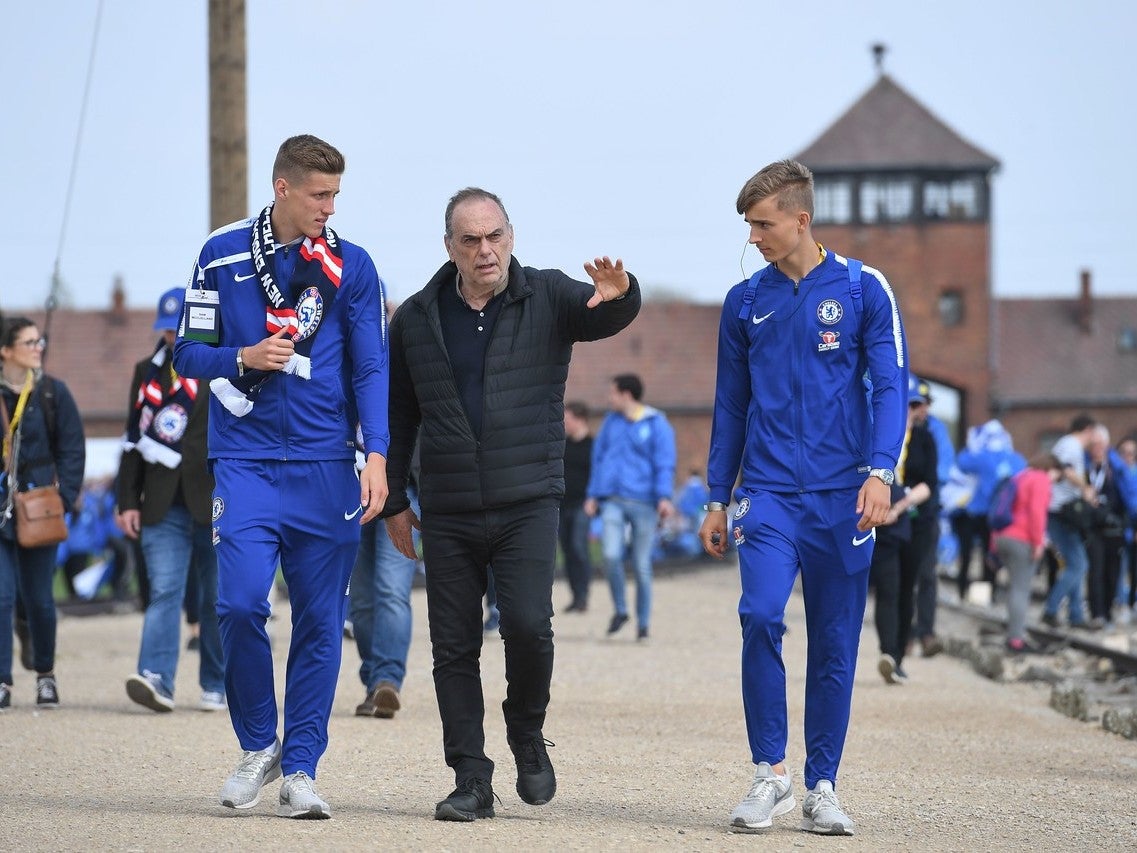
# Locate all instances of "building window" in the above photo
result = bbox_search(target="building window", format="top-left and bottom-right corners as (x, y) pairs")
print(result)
(860, 177), (914, 223)
(938, 290), (964, 327)
(923, 177), (982, 220)
(814, 179), (853, 224)
(1119, 327), (1137, 352)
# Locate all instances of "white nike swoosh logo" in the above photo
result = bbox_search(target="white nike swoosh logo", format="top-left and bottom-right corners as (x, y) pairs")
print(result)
(234, 272), (257, 282)
(851, 530), (876, 546)
(752, 311), (774, 325)
(344, 505), (363, 521)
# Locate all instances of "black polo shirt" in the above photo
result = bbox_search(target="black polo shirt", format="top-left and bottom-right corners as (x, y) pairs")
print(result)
(438, 277), (505, 438)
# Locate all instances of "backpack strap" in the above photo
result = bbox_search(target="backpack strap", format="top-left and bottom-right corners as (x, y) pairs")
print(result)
(39, 375), (59, 454)
(736, 270), (762, 321)
(847, 257), (863, 326)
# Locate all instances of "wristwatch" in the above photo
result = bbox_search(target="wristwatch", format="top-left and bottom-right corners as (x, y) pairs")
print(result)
(704, 501), (728, 512)
(868, 468), (895, 485)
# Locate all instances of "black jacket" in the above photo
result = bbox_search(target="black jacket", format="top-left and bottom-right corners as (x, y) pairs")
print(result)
(384, 257), (640, 516)
(115, 350), (214, 527)
(0, 374), (86, 540)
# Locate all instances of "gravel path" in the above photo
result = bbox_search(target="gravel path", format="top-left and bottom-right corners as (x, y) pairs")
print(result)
(5, 562), (1137, 851)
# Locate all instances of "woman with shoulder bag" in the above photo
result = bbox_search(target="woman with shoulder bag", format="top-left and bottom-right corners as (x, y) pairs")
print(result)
(0, 317), (86, 711)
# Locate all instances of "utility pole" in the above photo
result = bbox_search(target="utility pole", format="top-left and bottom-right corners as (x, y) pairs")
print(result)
(209, 0), (247, 230)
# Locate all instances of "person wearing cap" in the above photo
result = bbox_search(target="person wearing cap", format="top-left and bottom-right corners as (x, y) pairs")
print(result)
(879, 375), (939, 679)
(116, 287), (225, 714)
(908, 377), (953, 657)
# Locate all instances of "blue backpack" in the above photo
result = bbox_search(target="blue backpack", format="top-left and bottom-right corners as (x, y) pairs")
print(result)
(987, 474), (1019, 531)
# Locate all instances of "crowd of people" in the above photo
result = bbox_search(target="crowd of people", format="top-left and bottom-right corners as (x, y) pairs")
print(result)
(4, 143), (1137, 839)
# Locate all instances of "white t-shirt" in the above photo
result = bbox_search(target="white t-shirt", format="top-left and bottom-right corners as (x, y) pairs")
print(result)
(1048, 433), (1085, 511)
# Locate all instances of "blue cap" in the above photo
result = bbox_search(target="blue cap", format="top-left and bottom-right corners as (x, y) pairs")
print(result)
(154, 287), (184, 331)
(908, 375), (930, 405)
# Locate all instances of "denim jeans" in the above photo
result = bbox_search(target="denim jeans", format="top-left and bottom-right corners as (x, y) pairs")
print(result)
(1045, 514), (1090, 624)
(0, 535), (57, 683)
(600, 497), (658, 629)
(349, 493), (418, 691)
(558, 502), (592, 607)
(138, 506), (224, 697)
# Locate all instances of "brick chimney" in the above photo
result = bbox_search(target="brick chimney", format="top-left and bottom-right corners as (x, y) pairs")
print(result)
(1078, 269), (1093, 335)
(109, 275), (127, 326)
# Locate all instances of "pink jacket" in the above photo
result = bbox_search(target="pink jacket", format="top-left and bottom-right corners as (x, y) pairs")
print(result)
(997, 468), (1052, 550)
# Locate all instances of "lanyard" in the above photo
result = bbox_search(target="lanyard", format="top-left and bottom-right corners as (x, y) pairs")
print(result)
(2, 373), (33, 464)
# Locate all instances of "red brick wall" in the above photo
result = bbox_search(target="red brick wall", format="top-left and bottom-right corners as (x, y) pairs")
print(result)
(815, 221), (992, 431)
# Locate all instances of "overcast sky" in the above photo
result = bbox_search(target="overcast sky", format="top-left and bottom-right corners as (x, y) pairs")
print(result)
(4, 0), (1134, 316)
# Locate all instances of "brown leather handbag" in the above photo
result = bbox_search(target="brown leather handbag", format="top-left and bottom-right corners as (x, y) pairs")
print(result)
(14, 484), (69, 548)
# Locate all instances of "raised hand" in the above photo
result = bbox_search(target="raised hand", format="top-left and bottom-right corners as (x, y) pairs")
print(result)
(583, 256), (629, 308)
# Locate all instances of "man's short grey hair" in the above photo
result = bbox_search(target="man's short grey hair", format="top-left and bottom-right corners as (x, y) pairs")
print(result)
(444, 187), (510, 237)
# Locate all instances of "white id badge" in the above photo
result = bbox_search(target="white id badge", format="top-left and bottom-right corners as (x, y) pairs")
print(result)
(183, 288), (221, 343)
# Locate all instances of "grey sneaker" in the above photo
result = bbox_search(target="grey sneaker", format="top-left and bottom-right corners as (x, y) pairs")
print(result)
(219, 739), (282, 809)
(730, 762), (795, 832)
(277, 771), (331, 819)
(800, 780), (855, 835)
(126, 671), (174, 712)
(199, 690), (226, 712)
(0, 682), (11, 711)
(35, 674), (60, 709)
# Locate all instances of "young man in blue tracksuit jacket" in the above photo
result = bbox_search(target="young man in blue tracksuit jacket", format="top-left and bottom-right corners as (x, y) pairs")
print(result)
(174, 135), (389, 819)
(585, 373), (676, 639)
(699, 160), (908, 836)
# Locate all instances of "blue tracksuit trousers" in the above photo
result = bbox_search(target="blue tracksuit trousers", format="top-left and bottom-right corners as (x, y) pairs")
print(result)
(212, 458), (361, 778)
(733, 487), (872, 791)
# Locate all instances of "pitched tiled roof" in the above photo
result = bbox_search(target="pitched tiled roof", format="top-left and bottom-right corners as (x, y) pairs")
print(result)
(30, 307), (159, 431)
(795, 74), (1000, 172)
(993, 297), (1137, 407)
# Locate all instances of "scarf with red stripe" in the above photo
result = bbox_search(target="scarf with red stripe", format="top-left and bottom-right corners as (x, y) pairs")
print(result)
(211, 204), (344, 417)
(123, 341), (199, 469)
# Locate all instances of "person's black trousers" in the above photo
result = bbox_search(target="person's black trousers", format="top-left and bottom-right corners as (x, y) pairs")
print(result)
(421, 497), (558, 785)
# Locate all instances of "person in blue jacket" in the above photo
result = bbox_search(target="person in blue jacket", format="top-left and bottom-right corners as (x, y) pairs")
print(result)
(584, 373), (676, 640)
(174, 135), (389, 820)
(699, 160), (908, 837)
(954, 419), (1026, 603)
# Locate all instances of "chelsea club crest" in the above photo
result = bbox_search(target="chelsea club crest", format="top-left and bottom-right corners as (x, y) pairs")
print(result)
(817, 299), (843, 325)
(293, 287), (324, 342)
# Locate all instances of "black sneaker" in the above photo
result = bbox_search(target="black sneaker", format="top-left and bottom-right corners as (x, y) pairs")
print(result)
(508, 735), (556, 805)
(0, 682), (11, 711)
(637, 626), (649, 641)
(1040, 612), (1061, 629)
(186, 635), (200, 651)
(36, 674), (60, 709)
(434, 778), (495, 821)
(607, 614), (629, 635)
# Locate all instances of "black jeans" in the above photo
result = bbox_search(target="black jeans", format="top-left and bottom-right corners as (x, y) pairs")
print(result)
(908, 519), (940, 641)
(952, 511), (992, 599)
(421, 497), (559, 785)
(1086, 529), (1125, 620)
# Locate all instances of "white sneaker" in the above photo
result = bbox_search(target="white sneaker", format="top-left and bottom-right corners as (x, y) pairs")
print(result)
(800, 780), (855, 835)
(277, 771), (331, 819)
(729, 762), (795, 832)
(219, 739), (282, 809)
(199, 691), (226, 712)
(877, 653), (900, 684)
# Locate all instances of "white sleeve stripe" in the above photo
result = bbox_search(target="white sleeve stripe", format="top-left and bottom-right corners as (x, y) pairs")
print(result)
(202, 251), (252, 272)
(862, 263), (905, 368)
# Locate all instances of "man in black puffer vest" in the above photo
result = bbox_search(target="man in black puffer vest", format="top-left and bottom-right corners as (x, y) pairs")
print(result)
(383, 187), (640, 822)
